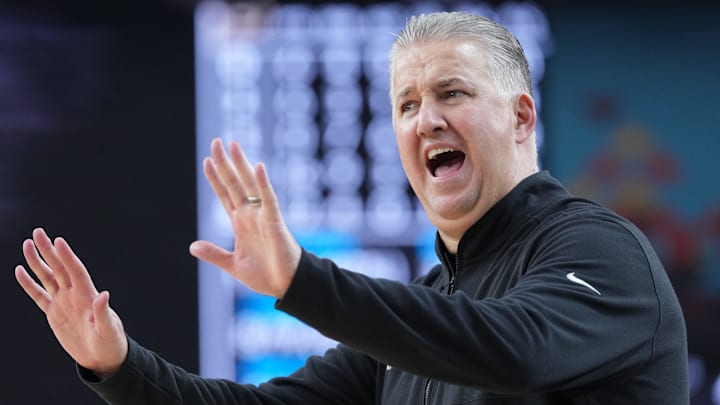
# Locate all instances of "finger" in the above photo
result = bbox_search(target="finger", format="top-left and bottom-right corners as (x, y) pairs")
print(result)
(32, 228), (72, 289)
(189, 240), (233, 270)
(92, 291), (116, 337)
(15, 266), (52, 313)
(54, 237), (98, 296)
(210, 138), (247, 208)
(203, 157), (236, 214)
(21, 239), (59, 294)
(228, 141), (260, 198)
(255, 163), (283, 222)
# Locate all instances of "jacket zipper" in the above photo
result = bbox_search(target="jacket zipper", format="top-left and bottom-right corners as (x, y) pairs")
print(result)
(422, 379), (432, 405)
(447, 253), (458, 295)
(423, 252), (459, 404)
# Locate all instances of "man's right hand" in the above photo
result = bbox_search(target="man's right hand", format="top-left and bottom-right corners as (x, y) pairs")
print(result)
(15, 228), (128, 379)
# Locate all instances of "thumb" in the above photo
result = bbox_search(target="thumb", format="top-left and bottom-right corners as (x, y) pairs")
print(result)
(189, 240), (232, 269)
(92, 291), (117, 336)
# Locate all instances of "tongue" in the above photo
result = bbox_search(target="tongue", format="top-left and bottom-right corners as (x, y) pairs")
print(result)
(434, 157), (463, 177)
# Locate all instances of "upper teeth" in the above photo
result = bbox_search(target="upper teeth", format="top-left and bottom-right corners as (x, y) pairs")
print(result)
(428, 147), (454, 160)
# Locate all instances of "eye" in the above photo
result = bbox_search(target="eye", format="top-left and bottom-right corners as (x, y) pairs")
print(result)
(400, 101), (417, 113)
(444, 90), (466, 99)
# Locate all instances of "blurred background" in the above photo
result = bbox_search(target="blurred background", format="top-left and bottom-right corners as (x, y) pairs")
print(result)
(1, 0), (718, 403)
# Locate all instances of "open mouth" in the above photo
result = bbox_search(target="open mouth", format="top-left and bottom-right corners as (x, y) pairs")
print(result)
(426, 148), (466, 177)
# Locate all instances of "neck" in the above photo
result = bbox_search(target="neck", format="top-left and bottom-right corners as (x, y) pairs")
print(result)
(438, 231), (460, 254)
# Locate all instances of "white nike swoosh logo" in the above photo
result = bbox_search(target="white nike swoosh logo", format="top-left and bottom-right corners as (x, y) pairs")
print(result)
(566, 272), (602, 295)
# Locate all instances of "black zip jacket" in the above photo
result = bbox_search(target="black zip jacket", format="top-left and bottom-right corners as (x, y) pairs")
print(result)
(81, 171), (689, 404)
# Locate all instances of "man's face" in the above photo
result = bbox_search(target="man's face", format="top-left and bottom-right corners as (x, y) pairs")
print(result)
(391, 39), (532, 244)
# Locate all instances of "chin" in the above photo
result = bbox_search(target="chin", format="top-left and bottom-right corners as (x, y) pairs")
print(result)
(428, 205), (469, 228)
(428, 195), (484, 229)
(431, 193), (475, 215)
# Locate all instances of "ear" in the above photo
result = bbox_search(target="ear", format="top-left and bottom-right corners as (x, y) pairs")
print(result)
(514, 93), (537, 144)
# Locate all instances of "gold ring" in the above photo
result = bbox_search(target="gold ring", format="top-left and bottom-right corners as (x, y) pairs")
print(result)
(246, 196), (262, 206)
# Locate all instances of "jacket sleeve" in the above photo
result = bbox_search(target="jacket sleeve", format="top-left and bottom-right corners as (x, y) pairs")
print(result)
(79, 336), (377, 404)
(276, 217), (683, 393)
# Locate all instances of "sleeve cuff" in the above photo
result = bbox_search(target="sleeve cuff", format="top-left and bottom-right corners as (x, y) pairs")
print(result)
(76, 336), (134, 386)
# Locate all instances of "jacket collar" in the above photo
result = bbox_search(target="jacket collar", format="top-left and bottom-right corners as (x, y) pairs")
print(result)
(434, 171), (570, 268)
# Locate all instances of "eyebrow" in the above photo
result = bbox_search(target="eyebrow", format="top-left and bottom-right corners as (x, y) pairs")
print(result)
(394, 78), (473, 104)
(435, 78), (473, 92)
(395, 87), (413, 105)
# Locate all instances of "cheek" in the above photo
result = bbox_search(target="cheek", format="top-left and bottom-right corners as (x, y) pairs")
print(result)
(394, 133), (424, 185)
(464, 114), (512, 151)
(394, 124), (417, 158)
(396, 137), (418, 174)
(464, 128), (512, 175)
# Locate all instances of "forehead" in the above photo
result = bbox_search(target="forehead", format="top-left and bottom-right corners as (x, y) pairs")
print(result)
(390, 39), (488, 96)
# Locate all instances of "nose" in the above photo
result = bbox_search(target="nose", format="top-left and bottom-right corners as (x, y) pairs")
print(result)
(416, 99), (447, 137)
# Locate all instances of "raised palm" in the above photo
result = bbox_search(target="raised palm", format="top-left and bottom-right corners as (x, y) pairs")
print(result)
(15, 228), (128, 376)
(189, 138), (301, 298)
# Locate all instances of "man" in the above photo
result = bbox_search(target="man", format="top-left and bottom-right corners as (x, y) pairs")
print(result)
(15, 11), (689, 404)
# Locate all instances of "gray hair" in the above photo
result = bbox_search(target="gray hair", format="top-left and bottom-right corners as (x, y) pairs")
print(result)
(389, 11), (532, 97)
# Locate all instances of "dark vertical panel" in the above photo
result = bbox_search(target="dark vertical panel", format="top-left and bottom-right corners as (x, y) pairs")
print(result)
(0, 2), (197, 403)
